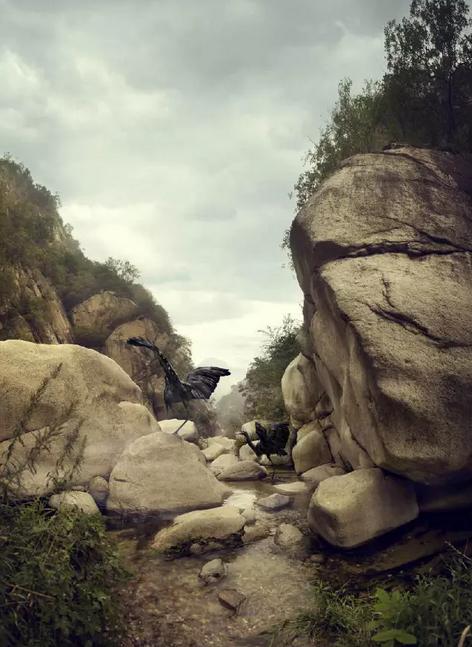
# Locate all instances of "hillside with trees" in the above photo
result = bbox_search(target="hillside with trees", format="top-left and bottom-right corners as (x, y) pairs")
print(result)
(288, 0), (472, 219)
(0, 155), (193, 416)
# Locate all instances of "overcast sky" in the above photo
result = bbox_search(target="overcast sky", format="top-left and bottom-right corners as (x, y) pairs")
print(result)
(0, 0), (410, 395)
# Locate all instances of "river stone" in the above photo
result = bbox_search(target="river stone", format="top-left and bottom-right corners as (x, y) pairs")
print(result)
(88, 475), (109, 506)
(218, 589), (246, 612)
(241, 507), (257, 524)
(210, 453), (239, 477)
(243, 523), (271, 544)
(203, 444), (226, 461)
(256, 493), (291, 511)
(292, 429), (332, 474)
(218, 460), (267, 481)
(158, 419), (198, 443)
(290, 147), (472, 485)
(301, 464), (346, 490)
(152, 505), (245, 551)
(308, 468), (419, 548)
(239, 442), (258, 461)
(199, 558), (228, 584)
(274, 523), (304, 549)
(0, 340), (159, 497)
(208, 436), (236, 452)
(49, 491), (100, 515)
(107, 432), (229, 517)
(274, 482), (309, 496)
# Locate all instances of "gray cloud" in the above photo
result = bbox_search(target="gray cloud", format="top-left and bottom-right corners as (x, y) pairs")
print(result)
(0, 0), (410, 394)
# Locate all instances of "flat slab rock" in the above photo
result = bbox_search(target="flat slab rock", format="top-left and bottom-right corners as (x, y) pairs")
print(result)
(152, 505), (245, 552)
(256, 493), (291, 511)
(218, 460), (267, 481)
(273, 481), (309, 496)
(218, 588), (246, 612)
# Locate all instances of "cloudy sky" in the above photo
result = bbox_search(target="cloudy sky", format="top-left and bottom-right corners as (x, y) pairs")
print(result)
(0, 0), (410, 395)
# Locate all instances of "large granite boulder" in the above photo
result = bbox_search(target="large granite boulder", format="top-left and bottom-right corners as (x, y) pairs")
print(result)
(107, 432), (229, 517)
(308, 468), (419, 548)
(71, 291), (138, 338)
(289, 147), (472, 485)
(0, 340), (158, 496)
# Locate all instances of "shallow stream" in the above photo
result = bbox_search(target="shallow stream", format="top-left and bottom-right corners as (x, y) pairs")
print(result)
(115, 470), (317, 647)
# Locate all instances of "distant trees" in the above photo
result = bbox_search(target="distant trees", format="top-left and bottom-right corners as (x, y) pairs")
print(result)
(241, 315), (300, 421)
(290, 0), (472, 217)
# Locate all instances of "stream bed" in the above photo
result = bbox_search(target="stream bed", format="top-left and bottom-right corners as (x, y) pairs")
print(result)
(115, 472), (318, 647)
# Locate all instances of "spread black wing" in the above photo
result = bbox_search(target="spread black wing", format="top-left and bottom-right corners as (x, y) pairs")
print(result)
(255, 422), (269, 445)
(270, 422), (290, 454)
(185, 367), (231, 400)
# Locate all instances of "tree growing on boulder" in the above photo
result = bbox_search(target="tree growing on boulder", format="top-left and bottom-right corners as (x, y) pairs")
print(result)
(241, 315), (300, 421)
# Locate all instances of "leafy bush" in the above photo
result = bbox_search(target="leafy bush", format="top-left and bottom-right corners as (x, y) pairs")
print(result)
(0, 501), (128, 647)
(241, 315), (300, 420)
(291, 548), (472, 646)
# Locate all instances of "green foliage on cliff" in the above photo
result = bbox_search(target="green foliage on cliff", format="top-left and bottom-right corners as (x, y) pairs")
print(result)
(241, 315), (300, 421)
(0, 155), (191, 371)
(291, 0), (472, 214)
(0, 501), (127, 647)
(289, 547), (472, 647)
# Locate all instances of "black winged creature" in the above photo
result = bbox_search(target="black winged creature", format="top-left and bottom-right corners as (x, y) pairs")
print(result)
(127, 337), (230, 433)
(240, 421), (290, 480)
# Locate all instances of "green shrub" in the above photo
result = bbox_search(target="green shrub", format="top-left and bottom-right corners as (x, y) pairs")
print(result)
(291, 548), (472, 646)
(0, 501), (128, 647)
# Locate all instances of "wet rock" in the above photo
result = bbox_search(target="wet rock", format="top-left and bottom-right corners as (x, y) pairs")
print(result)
(218, 588), (246, 612)
(241, 507), (257, 524)
(218, 460), (267, 481)
(274, 523), (304, 550)
(292, 428), (332, 474)
(243, 523), (270, 544)
(152, 505), (245, 552)
(203, 444), (225, 461)
(307, 553), (326, 564)
(274, 482), (309, 496)
(107, 432), (229, 517)
(88, 475), (109, 506)
(199, 558), (228, 584)
(308, 468), (419, 548)
(416, 480), (472, 513)
(300, 463), (346, 490)
(210, 453), (239, 477)
(49, 491), (100, 515)
(256, 493), (291, 511)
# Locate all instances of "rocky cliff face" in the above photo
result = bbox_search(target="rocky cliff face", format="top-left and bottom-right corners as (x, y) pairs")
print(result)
(284, 147), (472, 546)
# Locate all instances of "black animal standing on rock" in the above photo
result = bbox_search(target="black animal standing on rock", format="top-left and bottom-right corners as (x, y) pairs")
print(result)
(240, 421), (290, 480)
(126, 337), (230, 433)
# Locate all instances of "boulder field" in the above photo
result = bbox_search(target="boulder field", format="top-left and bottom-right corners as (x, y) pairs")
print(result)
(284, 147), (472, 547)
